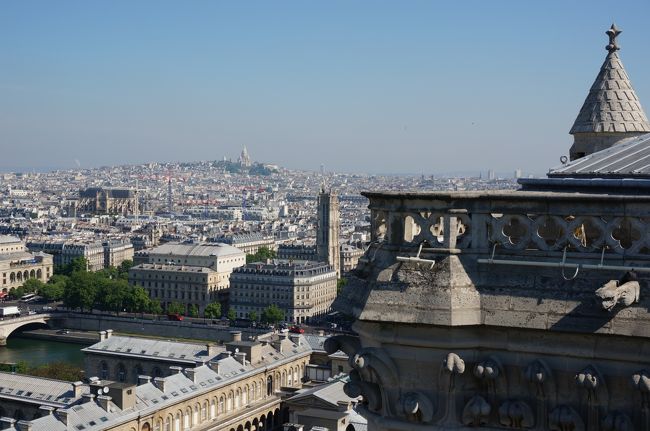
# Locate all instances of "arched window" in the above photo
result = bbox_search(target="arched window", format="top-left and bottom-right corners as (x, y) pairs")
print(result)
(193, 404), (199, 424)
(174, 413), (180, 431)
(235, 389), (241, 409)
(267, 375), (273, 396)
(165, 416), (171, 431)
(219, 396), (225, 414)
(202, 402), (207, 420)
(183, 409), (190, 430)
(227, 393), (233, 411)
(141, 422), (151, 431)
(210, 399), (216, 419)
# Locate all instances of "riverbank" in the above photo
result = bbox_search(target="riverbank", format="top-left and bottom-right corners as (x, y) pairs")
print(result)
(19, 328), (99, 344)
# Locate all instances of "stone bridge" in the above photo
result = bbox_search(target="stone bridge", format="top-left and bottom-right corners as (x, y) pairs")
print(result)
(0, 313), (51, 345)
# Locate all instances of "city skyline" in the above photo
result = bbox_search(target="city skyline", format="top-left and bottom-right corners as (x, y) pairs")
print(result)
(2, 1), (650, 174)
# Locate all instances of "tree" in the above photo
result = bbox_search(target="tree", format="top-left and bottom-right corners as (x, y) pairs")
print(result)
(261, 304), (284, 325)
(148, 300), (163, 315)
(246, 247), (277, 264)
(248, 311), (258, 322)
(188, 304), (199, 318)
(63, 271), (97, 311)
(227, 309), (236, 321)
(8, 287), (26, 300)
(204, 302), (222, 319)
(22, 279), (45, 294)
(337, 277), (347, 295)
(39, 280), (65, 301)
(117, 260), (134, 280)
(167, 301), (185, 315)
(58, 257), (89, 275)
(127, 285), (151, 313)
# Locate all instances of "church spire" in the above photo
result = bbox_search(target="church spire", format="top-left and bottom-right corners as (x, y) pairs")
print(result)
(569, 24), (650, 160)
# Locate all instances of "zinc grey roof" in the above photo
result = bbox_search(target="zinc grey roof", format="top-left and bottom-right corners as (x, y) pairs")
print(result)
(549, 133), (650, 178)
(149, 242), (244, 258)
(0, 371), (86, 406)
(570, 25), (650, 135)
(82, 335), (220, 363)
(20, 334), (313, 431)
(0, 235), (21, 244)
(289, 376), (358, 407)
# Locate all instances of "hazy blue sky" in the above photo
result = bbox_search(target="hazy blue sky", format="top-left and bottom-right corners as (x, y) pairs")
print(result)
(2, 1), (650, 175)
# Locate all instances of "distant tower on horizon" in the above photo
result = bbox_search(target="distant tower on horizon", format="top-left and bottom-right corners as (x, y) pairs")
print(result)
(569, 24), (650, 160)
(317, 186), (341, 277)
(239, 146), (252, 167)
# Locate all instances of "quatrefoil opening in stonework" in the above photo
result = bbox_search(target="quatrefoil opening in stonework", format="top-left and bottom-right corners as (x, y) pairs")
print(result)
(610, 218), (644, 251)
(501, 215), (531, 248)
(535, 216), (567, 249)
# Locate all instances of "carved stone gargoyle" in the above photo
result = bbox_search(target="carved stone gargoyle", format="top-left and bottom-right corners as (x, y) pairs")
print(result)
(595, 272), (640, 311)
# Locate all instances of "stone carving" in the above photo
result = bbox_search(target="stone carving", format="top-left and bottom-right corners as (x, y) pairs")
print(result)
(436, 353), (466, 426)
(549, 405), (585, 431)
(400, 391), (434, 423)
(524, 360), (555, 430)
(575, 365), (607, 430)
(348, 347), (400, 416)
(632, 370), (650, 431)
(602, 411), (633, 431)
(474, 356), (505, 408)
(462, 395), (491, 426)
(345, 370), (382, 411)
(595, 272), (640, 311)
(499, 399), (534, 429)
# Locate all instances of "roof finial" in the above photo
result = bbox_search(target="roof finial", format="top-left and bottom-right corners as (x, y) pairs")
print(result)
(606, 23), (621, 53)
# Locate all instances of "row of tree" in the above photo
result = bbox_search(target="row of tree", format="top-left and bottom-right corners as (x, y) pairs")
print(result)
(9, 257), (289, 323)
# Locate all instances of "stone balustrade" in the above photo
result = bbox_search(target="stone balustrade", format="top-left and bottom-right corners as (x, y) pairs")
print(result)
(365, 190), (650, 260)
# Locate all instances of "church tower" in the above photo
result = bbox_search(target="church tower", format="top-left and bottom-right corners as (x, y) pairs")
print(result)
(569, 24), (650, 160)
(317, 187), (340, 277)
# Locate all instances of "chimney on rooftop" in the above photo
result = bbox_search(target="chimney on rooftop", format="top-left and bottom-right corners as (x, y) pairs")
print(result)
(230, 331), (242, 342)
(99, 330), (107, 341)
(72, 381), (84, 398)
(234, 352), (247, 366)
(0, 418), (15, 431)
(105, 329), (113, 339)
(82, 393), (95, 403)
(56, 410), (69, 426)
(169, 366), (183, 374)
(289, 335), (301, 346)
(206, 343), (218, 357)
(97, 395), (112, 412)
(138, 375), (152, 386)
(38, 406), (54, 416)
(184, 368), (198, 383)
(16, 421), (32, 431)
(153, 377), (166, 392)
(208, 361), (220, 374)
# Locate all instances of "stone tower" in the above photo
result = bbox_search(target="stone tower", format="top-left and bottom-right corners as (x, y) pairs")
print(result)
(569, 24), (650, 160)
(316, 186), (340, 277)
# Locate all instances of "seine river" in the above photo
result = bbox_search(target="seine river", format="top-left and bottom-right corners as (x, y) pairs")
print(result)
(0, 336), (85, 367)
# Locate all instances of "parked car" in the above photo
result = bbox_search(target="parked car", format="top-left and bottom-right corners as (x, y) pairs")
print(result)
(289, 326), (305, 334)
(57, 329), (70, 334)
(167, 313), (184, 321)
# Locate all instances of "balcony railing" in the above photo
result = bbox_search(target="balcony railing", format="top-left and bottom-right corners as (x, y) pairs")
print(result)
(363, 190), (650, 269)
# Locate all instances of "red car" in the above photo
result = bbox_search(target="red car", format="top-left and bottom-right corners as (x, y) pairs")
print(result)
(167, 313), (184, 321)
(289, 326), (305, 334)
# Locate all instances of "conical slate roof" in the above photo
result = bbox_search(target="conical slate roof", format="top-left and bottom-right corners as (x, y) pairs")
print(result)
(570, 24), (650, 134)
